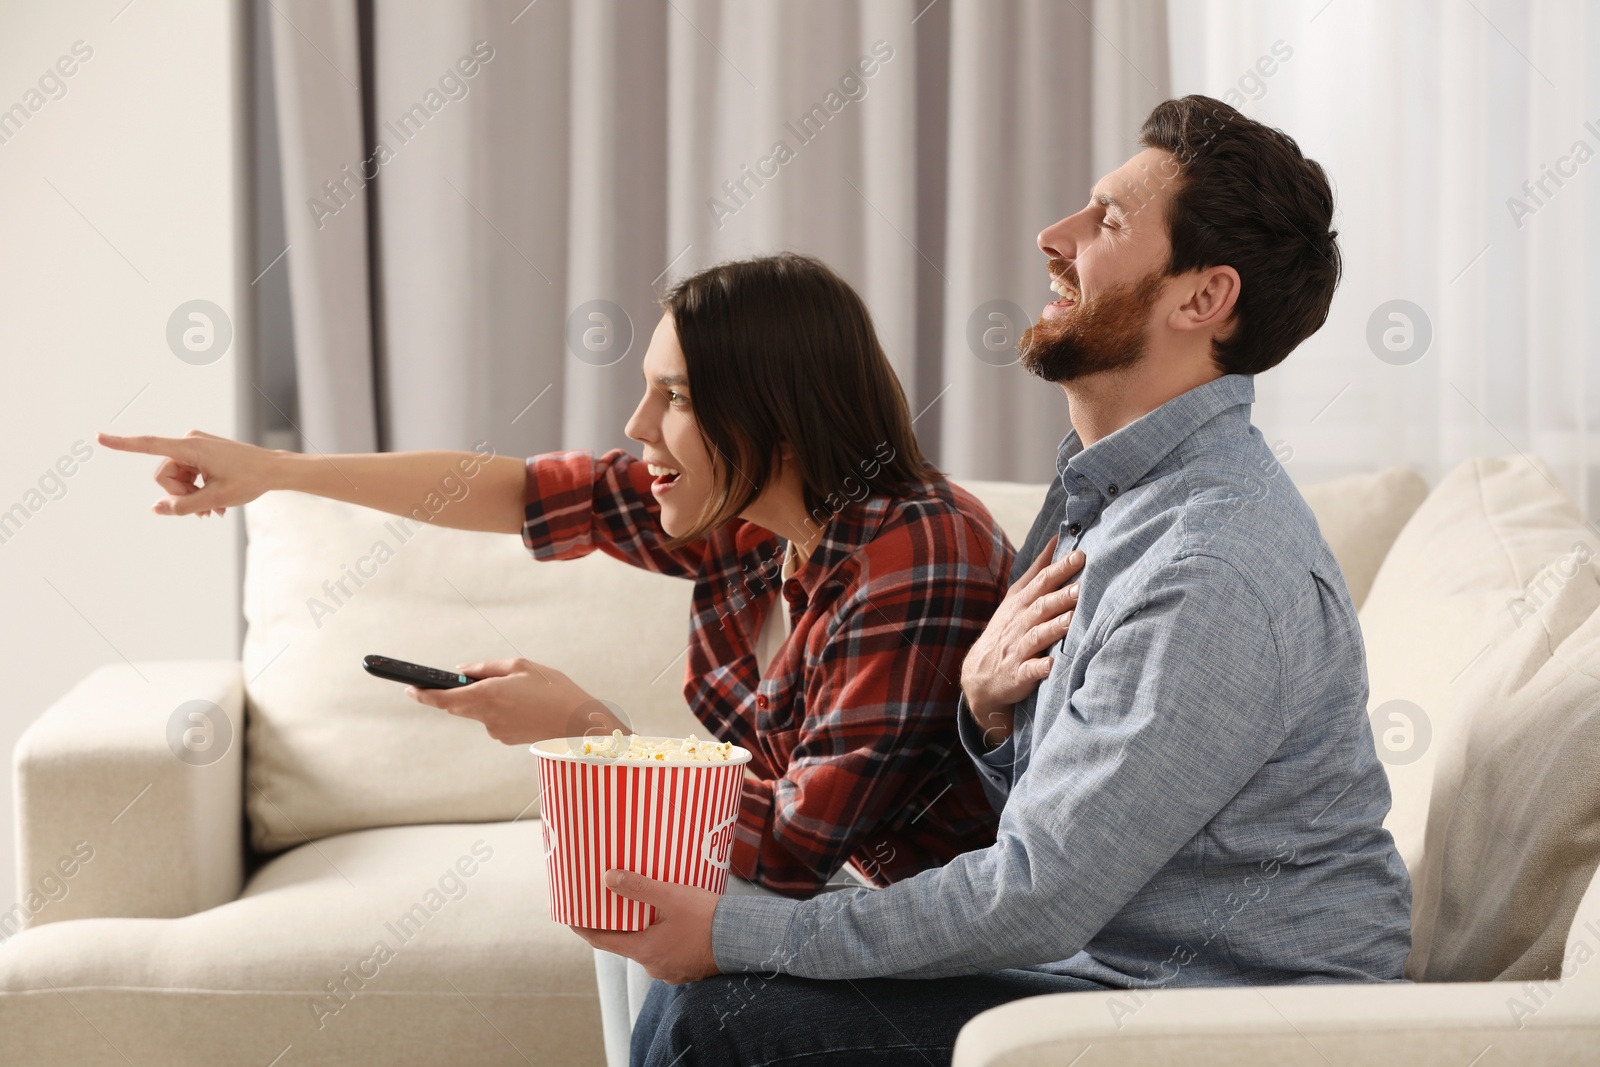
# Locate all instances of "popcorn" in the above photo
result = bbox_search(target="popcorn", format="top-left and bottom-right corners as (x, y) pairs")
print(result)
(578, 730), (736, 763)
(534, 731), (751, 929)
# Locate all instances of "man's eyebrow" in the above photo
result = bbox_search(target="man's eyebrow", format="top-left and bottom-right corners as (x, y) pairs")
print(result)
(1093, 191), (1125, 213)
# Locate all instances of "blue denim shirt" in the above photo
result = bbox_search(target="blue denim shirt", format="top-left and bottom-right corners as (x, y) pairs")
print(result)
(712, 374), (1412, 986)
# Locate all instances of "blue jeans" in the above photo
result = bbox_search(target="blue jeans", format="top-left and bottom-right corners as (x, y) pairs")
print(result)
(630, 969), (1109, 1066)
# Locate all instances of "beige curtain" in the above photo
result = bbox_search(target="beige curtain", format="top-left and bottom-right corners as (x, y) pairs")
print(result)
(265, 0), (1170, 482)
(1171, 0), (1599, 522)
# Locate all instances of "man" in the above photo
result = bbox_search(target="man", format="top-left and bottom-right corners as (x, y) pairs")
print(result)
(578, 94), (1413, 1065)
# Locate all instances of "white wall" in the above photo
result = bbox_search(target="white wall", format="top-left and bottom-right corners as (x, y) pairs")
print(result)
(0, 0), (247, 905)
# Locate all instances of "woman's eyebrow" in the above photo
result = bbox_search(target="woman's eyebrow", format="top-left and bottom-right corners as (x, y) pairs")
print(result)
(655, 374), (688, 387)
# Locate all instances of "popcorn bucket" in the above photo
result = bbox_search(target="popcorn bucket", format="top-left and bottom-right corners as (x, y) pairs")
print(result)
(532, 737), (752, 930)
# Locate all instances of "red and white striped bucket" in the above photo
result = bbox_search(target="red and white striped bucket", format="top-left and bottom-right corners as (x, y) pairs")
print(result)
(532, 737), (751, 931)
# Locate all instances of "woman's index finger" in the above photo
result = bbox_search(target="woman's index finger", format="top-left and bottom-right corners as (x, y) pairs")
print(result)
(97, 432), (194, 460)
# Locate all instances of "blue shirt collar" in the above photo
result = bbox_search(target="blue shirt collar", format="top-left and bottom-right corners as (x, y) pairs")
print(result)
(1054, 374), (1256, 497)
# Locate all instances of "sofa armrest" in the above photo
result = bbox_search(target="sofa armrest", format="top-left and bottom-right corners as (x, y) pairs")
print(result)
(953, 981), (1597, 1066)
(9, 661), (244, 932)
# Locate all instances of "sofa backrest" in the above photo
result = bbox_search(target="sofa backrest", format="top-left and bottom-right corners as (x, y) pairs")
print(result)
(238, 466), (1424, 857)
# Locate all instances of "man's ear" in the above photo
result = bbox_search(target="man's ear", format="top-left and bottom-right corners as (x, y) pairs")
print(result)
(1170, 266), (1240, 337)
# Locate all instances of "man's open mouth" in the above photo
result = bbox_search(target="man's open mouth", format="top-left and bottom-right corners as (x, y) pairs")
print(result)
(1045, 274), (1079, 316)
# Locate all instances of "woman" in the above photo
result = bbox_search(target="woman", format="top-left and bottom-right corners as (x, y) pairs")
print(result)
(100, 253), (1014, 1065)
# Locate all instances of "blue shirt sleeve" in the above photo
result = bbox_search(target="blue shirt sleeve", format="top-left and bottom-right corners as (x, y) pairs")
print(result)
(955, 692), (1015, 812)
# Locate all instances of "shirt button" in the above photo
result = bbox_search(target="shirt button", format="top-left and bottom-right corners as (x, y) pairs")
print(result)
(755, 694), (768, 710)
(1107, 484), (1118, 495)
(1067, 523), (1081, 536)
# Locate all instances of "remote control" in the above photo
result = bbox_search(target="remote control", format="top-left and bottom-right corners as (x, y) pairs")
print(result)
(362, 654), (480, 690)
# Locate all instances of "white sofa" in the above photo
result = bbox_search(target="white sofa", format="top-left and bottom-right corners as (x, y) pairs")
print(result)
(6, 457), (1598, 1065)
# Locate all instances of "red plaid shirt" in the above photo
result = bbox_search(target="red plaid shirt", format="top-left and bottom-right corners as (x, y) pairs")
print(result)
(522, 450), (1011, 895)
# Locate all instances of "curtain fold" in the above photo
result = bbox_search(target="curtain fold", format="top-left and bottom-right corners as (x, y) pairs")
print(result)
(564, 0), (669, 451)
(266, 0), (378, 455)
(370, 0), (572, 455)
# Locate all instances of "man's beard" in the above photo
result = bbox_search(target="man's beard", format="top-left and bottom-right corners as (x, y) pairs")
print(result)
(1018, 265), (1167, 383)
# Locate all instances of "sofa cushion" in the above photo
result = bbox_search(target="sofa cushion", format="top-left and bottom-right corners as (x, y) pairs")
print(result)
(242, 491), (700, 852)
(1296, 467), (1429, 610)
(0, 820), (601, 1065)
(1356, 456), (1600, 980)
(1400, 478), (1600, 981)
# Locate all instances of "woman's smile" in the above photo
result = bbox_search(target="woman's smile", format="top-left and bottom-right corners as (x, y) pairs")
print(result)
(646, 461), (683, 495)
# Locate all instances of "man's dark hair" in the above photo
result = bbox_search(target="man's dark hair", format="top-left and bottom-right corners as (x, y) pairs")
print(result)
(1139, 94), (1340, 375)
(659, 252), (930, 544)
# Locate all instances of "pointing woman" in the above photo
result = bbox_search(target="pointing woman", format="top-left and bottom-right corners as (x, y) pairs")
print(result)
(102, 252), (1071, 1066)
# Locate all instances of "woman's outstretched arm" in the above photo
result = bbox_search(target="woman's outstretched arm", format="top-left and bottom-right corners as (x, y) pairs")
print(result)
(97, 430), (527, 534)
